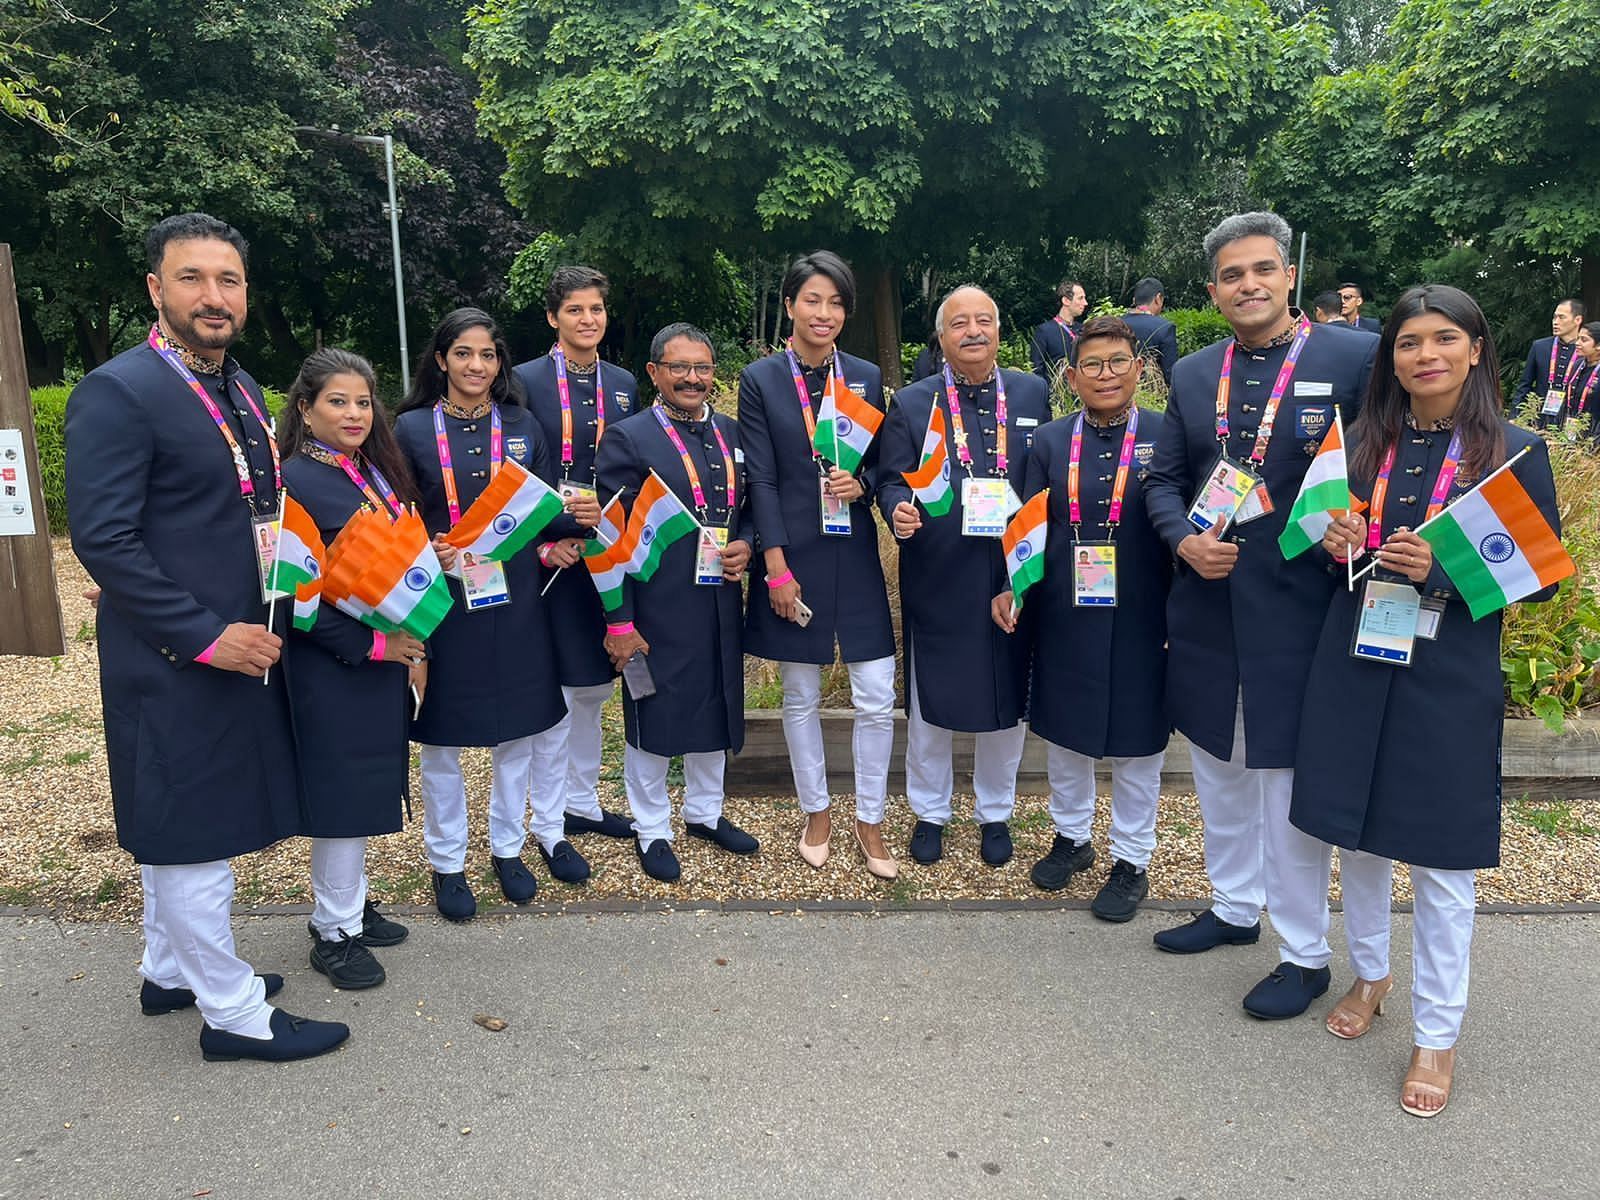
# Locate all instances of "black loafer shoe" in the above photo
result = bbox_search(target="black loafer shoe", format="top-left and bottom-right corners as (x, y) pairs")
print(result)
(1090, 859), (1150, 923)
(492, 855), (539, 904)
(909, 820), (944, 865)
(539, 840), (592, 884)
(635, 838), (682, 883)
(141, 973), (283, 1016)
(309, 932), (386, 990)
(684, 817), (760, 855)
(1030, 834), (1095, 891)
(199, 1008), (350, 1063)
(979, 821), (1014, 867)
(1242, 963), (1332, 1020)
(1153, 910), (1261, 954)
(564, 809), (634, 839)
(432, 870), (478, 922)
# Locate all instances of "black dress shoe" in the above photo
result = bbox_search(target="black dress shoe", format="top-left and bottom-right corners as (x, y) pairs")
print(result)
(909, 820), (944, 865)
(432, 870), (478, 922)
(635, 838), (682, 883)
(1242, 963), (1332, 1020)
(1030, 834), (1095, 891)
(539, 840), (592, 884)
(199, 1008), (350, 1063)
(141, 973), (283, 1016)
(492, 855), (539, 904)
(979, 821), (1013, 867)
(684, 817), (760, 855)
(1153, 910), (1261, 954)
(310, 932), (386, 990)
(1090, 860), (1149, 923)
(564, 809), (634, 839)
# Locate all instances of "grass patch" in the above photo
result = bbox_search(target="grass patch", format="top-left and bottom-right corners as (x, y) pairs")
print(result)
(92, 875), (124, 905)
(63, 750), (90, 766)
(1, 749), (43, 775)
(1509, 797), (1600, 838)
(74, 619), (96, 644)
(0, 884), (40, 906)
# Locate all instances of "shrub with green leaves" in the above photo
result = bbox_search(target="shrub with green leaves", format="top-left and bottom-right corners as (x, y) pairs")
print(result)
(30, 387), (70, 536)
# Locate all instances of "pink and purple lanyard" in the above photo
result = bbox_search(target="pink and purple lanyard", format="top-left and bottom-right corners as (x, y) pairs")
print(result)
(432, 402), (502, 525)
(552, 345), (604, 470)
(309, 439), (402, 520)
(783, 343), (842, 469)
(1366, 429), (1463, 552)
(1574, 366), (1600, 414)
(148, 324), (280, 506)
(1067, 409), (1140, 538)
(941, 364), (1008, 477)
(653, 405), (735, 524)
(1213, 318), (1312, 464)
(1053, 317), (1078, 345)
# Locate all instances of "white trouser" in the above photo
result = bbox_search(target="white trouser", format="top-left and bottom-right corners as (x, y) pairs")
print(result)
(623, 745), (726, 845)
(1045, 743), (1163, 869)
(139, 862), (272, 1039)
(1340, 851), (1476, 1049)
(905, 661), (1026, 825)
(777, 656), (896, 824)
(558, 681), (617, 820)
(309, 837), (367, 940)
(420, 728), (568, 871)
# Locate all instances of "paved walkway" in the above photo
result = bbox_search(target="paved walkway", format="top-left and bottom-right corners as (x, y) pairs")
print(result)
(2, 909), (1595, 1199)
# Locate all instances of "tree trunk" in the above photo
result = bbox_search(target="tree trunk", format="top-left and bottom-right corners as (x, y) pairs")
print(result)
(1583, 251), (1599, 324)
(259, 300), (305, 364)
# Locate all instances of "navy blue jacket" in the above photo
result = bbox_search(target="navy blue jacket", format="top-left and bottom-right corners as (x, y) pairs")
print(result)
(1291, 424), (1560, 869)
(876, 369), (1051, 731)
(66, 343), (300, 864)
(739, 349), (894, 665)
(1029, 318), (1079, 383)
(513, 353), (639, 687)
(1514, 336), (1582, 411)
(1122, 312), (1180, 387)
(1143, 322), (1376, 766)
(1353, 315), (1382, 335)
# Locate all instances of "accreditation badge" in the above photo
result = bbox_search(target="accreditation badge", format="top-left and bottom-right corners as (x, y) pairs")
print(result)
(252, 514), (281, 603)
(819, 475), (852, 536)
(559, 479), (598, 506)
(694, 525), (729, 586)
(1186, 453), (1258, 536)
(1543, 389), (1566, 418)
(461, 556), (511, 610)
(1072, 541), (1117, 607)
(1350, 578), (1421, 666)
(960, 477), (1010, 538)
(1233, 476), (1276, 526)
(1416, 597), (1445, 640)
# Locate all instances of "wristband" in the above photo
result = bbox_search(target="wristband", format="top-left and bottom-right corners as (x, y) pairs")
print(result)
(606, 621), (635, 637)
(369, 631), (387, 662)
(195, 637), (220, 665)
(766, 570), (794, 589)
(537, 542), (554, 567)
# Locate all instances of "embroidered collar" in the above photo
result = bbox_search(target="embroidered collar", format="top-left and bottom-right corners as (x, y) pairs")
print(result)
(1083, 402), (1134, 429)
(951, 366), (998, 386)
(159, 326), (225, 376)
(1405, 409), (1455, 432)
(662, 398), (710, 423)
(441, 397), (492, 420)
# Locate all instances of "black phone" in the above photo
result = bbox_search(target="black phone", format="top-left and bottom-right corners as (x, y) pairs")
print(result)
(622, 650), (656, 700)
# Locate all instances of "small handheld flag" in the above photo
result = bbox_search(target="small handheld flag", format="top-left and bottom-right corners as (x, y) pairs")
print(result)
(1001, 489), (1050, 610)
(813, 372), (883, 474)
(902, 405), (954, 517)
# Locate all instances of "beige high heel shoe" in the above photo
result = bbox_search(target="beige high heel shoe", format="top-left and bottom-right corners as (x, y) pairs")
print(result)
(1401, 1046), (1455, 1118)
(1325, 975), (1392, 1040)
(797, 812), (830, 869)
(854, 822), (898, 880)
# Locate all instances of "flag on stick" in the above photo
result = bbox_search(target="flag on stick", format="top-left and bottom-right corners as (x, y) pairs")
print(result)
(1001, 489), (1050, 610)
(348, 509), (455, 639)
(902, 405), (954, 516)
(813, 374), (883, 473)
(1278, 409), (1352, 560)
(581, 492), (630, 612)
(611, 471), (701, 583)
(267, 494), (325, 599)
(441, 459), (564, 563)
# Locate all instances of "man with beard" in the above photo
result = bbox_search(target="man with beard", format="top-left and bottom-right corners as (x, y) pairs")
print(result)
(66, 213), (348, 1061)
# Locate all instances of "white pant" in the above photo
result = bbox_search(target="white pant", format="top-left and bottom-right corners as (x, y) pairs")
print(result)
(1045, 743), (1163, 869)
(557, 681), (617, 820)
(420, 728), (567, 871)
(139, 862), (273, 1039)
(777, 657), (896, 823)
(623, 745), (726, 845)
(309, 837), (367, 940)
(905, 662), (1026, 825)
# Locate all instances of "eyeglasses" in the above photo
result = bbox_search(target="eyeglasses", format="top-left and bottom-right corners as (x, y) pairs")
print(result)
(656, 361), (716, 380)
(1076, 354), (1136, 378)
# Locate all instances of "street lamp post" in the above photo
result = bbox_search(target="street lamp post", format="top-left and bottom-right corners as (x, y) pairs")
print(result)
(292, 126), (412, 394)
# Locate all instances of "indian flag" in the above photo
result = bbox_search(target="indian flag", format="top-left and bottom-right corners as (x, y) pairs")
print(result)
(583, 492), (629, 612)
(1278, 410), (1351, 560)
(292, 579), (322, 633)
(903, 404), (954, 517)
(1418, 455), (1574, 620)
(813, 372), (883, 474)
(267, 494), (324, 598)
(442, 458), (563, 563)
(1002, 489), (1050, 608)
(612, 471), (700, 583)
(321, 509), (396, 630)
(349, 509), (454, 639)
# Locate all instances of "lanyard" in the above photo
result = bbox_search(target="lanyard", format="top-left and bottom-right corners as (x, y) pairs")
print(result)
(782, 342), (843, 468)
(552, 345), (605, 468)
(1367, 428), (1464, 551)
(432, 402), (502, 526)
(1213, 317), (1312, 465)
(653, 405), (736, 522)
(148, 324), (280, 507)
(1575, 365), (1600, 414)
(1548, 339), (1581, 391)
(309, 439), (402, 519)
(941, 364), (1008, 476)
(1052, 317), (1077, 344)
(1067, 408), (1140, 537)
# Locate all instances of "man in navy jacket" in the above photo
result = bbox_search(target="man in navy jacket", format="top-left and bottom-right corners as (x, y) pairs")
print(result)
(1124, 278), (1180, 387)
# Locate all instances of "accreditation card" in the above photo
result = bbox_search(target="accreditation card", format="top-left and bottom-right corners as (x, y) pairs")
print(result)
(694, 526), (729, 586)
(1186, 453), (1258, 536)
(559, 479), (598, 506)
(1350, 578), (1421, 666)
(461, 557), (511, 610)
(1072, 542), (1117, 607)
(1543, 389), (1566, 418)
(961, 477), (1010, 538)
(252, 515), (281, 603)
(820, 476), (852, 536)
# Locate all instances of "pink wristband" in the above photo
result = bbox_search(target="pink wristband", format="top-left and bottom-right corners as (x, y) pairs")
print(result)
(369, 631), (387, 661)
(606, 621), (635, 636)
(537, 542), (553, 567)
(195, 637), (220, 665)
(766, 570), (794, 589)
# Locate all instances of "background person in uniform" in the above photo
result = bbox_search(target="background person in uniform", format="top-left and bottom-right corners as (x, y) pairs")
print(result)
(1143, 212), (1376, 1021)
(1292, 285), (1562, 1117)
(512, 267), (640, 847)
(877, 286), (1052, 868)
(993, 317), (1172, 921)
(66, 212), (347, 1061)
(1313, 291), (1347, 324)
(281, 348), (420, 991)
(738, 252), (898, 879)
(596, 323), (759, 883)
(1123, 277), (1180, 387)
(1511, 298), (1585, 413)
(396, 308), (583, 919)
(1338, 282), (1382, 334)
(1030, 278), (1088, 387)
(1565, 321), (1600, 440)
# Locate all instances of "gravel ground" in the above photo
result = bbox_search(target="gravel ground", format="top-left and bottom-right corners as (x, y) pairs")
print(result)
(4, 540), (1598, 922)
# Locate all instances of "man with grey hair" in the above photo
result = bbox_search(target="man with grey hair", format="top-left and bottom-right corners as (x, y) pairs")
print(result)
(877, 286), (1052, 868)
(1144, 211), (1377, 1021)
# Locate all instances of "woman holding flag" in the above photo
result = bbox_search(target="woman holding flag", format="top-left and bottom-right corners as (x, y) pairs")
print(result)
(280, 349), (420, 989)
(738, 251), (898, 877)
(1289, 285), (1568, 1116)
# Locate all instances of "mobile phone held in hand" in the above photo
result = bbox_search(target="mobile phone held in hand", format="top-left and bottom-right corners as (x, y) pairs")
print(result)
(794, 598), (814, 627)
(622, 650), (656, 700)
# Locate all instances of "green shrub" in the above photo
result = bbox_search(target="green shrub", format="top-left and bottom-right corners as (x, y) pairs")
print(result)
(1168, 307), (1232, 358)
(30, 387), (69, 535)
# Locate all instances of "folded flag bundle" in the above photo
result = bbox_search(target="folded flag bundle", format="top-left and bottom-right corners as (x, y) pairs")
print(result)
(321, 507), (455, 639)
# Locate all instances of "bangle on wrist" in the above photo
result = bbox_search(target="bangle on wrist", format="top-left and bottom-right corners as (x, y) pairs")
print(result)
(606, 621), (635, 637)
(766, 570), (794, 589)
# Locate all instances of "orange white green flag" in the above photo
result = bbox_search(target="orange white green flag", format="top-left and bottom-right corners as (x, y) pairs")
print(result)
(610, 471), (701, 583)
(441, 458), (564, 563)
(583, 492), (630, 612)
(265, 494), (326, 630)
(348, 509), (454, 639)
(320, 508), (396, 630)
(1278, 409), (1350, 560)
(1002, 489), (1050, 609)
(902, 404), (954, 516)
(812, 371), (883, 473)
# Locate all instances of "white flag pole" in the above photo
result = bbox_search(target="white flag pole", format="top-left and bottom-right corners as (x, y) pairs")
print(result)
(541, 489), (623, 596)
(262, 489), (287, 686)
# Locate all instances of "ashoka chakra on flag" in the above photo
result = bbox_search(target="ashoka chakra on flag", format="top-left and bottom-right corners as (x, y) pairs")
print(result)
(405, 567), (431, 591)
(1479, 532), (1515, 563)
(493, 513), (517, 535)
(1014, 540), (1033, 560)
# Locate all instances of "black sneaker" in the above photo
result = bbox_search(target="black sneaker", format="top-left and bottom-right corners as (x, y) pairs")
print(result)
(357, 898), (409, 947)
(309, 932), (386, 990)
(1090, 859), (1149, 922)
(1030, 834), (1095, 891)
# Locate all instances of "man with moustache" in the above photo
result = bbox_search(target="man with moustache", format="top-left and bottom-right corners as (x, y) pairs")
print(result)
(66, 213), (348, 1061)
(1030, 278), (1088, 387)
(877, 286), (1052, 867)
(1144, 212), (1376, 1020)
(1512, 298), (1587, 420)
